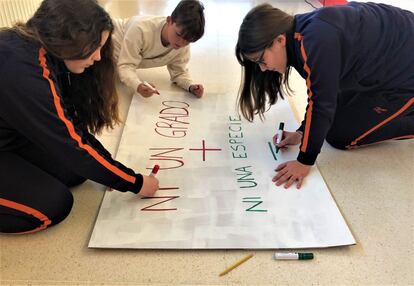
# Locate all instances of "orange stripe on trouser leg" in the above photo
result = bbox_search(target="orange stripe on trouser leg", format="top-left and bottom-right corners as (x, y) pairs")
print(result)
(349, 98), (414, 147)
(0, 198), (52, 234)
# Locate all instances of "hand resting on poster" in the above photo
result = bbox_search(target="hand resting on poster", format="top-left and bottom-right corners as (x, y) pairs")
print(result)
(189, 84), (204, 98)
(272, 130), (311, 189)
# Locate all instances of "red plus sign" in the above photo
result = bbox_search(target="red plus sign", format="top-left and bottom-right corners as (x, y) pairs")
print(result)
(189, 140), (222, 161)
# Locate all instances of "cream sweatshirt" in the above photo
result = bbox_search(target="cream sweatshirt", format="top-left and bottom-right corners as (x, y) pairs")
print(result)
(112, 16), (193, 92)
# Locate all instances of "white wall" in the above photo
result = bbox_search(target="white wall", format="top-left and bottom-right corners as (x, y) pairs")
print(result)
(0, 0), (42, 27)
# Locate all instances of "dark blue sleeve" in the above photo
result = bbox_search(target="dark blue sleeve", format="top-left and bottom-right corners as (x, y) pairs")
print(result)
(295, 19), (342, 165)
(0, 48), (143, 193)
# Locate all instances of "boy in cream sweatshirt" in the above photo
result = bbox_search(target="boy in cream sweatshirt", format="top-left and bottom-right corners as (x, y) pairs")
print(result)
(113, 0), (205, 98)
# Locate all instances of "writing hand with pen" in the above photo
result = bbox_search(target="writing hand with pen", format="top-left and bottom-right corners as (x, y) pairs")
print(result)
(139, 165), (160, 197)
(106, 174), (159, 196)
(137, 81), (160, 97)
(272, 130), (311, 189)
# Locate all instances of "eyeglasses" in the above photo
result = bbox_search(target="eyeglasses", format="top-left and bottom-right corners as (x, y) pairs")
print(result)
(254, 48), (266, 65)
(251, 39), (274, 66)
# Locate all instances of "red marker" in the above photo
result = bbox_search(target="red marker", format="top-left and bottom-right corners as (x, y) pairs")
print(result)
(149, 164), (160, 177)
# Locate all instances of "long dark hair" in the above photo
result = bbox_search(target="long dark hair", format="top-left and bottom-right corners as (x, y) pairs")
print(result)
(11, 0), (119, 134)
(236, 4), (294, 122)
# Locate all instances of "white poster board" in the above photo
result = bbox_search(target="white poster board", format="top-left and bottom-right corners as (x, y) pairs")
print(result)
(89, 91), (355, 249)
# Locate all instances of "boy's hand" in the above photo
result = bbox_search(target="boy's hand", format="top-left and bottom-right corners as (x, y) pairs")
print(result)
(189, 84), (204, 98)
(137, 83), (158, 97)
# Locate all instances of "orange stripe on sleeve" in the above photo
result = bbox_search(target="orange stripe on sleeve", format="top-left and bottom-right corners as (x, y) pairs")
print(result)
(0, 198), (51, 234)
(38, 48), (135, 184)
(295, 33), (314, 153)
(349, 98), (414, 147)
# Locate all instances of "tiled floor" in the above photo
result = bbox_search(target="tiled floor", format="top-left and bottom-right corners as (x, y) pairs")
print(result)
(1, 1), (413, 285)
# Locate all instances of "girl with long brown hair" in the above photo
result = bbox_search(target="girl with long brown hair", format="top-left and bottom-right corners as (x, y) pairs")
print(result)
(0, 0), (158, 234)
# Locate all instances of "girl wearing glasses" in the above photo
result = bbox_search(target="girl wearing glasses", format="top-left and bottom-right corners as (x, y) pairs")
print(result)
(236, 2), (414, 189)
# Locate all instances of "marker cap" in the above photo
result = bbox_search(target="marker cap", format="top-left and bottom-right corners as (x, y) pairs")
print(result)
(151, 164), (160, 175)
(298, 253), (314, 260)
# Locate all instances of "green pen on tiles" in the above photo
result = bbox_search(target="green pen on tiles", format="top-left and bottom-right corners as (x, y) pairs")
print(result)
(274, 252), (314, 260)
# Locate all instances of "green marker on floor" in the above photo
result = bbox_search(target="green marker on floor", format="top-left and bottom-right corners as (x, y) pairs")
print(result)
(274, 252), (314, 260)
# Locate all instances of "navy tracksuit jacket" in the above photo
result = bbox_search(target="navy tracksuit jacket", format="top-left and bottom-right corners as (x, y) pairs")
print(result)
(286, 2), (414, 165)
(0, 30), (146, 233)
(0, 30), (144, 193)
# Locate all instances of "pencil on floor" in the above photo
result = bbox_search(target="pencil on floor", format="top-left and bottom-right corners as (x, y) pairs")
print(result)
(219, 253), (254, 277)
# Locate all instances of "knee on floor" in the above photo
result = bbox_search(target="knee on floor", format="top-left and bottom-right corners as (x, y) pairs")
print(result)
(0, 186), (74, 234)
(325, 135), (349, 150)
